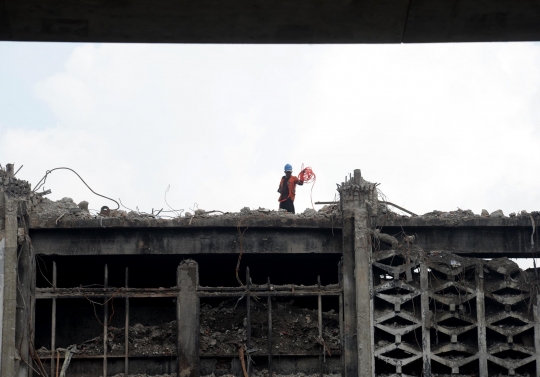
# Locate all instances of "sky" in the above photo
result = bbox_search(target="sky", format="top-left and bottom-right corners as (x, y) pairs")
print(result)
(1, 41), (540, 219)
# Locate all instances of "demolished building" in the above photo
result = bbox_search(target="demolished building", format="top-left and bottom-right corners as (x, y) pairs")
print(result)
(1, 164), (540, 377)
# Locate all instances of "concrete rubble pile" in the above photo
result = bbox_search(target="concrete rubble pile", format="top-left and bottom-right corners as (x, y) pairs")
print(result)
(32, 197), (95, 221)
(0, 167), (31, 198)
(30, 196), (540, 223)
(30, 198), (347, 222)
(110, 374), (176, 377)
(200, 298), (340, 356)
(109, 370), (341, 377)
(204, 373), (340, 377)
(186, 205), (342, 220)
(417, 208), (539, 221)
(37, 321), (177, 357)
(37, 299), (340, 359)
(32, 196), (160, 221)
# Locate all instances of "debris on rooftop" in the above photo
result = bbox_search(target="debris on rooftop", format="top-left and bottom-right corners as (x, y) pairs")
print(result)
(32, 197), (95, 221)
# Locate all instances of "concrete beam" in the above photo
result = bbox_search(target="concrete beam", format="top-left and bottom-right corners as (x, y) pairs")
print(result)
(29, 212), (539, 230)
(2, 0), (540, 43)
(30, 227), (342, 256)
(382, 225), (536, 257)
(29, 222), (538, 257)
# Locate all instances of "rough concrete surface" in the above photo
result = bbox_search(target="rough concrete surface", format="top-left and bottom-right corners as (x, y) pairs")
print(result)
(32, 197), (95, 221)
(28, 194), (540, 230)
(38, 321), (177, 357)
(4, 165), (540, 377)
(200, 299), (340, 356)
(108, 370), (341, 377)
(30, 198), (342, 223)
(37, 299), (340, 357)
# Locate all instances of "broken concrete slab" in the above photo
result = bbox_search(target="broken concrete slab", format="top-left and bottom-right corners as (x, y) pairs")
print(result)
(485, 257), (521, 276)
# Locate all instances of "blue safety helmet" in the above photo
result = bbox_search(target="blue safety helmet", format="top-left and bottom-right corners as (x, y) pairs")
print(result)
(284, 164), (293, 172)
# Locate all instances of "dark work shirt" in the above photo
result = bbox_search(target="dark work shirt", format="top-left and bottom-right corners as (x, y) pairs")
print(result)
(280, 176), (289, 200)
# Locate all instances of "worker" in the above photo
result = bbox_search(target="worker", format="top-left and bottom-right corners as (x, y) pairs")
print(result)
(278, 164), (304, 214)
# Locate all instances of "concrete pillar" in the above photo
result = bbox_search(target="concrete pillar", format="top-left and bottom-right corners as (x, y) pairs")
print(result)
(0, 237), (4, 374)
(341, 216), (358, 377)
(177, 260), (200, 377)
(340, 169), (377, 377)
(1, 194), (18, 377)
(0, 187), (4, 374)
(420, 262), (431, 375)
(5, 165), (14, 179)
(476, 264), (488, 377)
(15, 240), (31, 377)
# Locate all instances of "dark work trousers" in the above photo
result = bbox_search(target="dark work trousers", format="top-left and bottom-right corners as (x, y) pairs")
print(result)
(279, 198), (295, 214)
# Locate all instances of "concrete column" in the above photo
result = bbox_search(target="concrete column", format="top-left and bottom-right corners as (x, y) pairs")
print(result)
(5, 164), (14, 179)
(341, 216), (358, 377)
(353, 211), (373, 374)
(340, 169), (377, 377)
(177, 260), (200, 377)
(0, 186), (4, 234)
(0, 186), (4, 374)
(1, 194), (18, 377)
(420, 262), (431, 375)
(15, 239), (31, 377)
(0, 237), (4, 374)
(475, 264), (488, 377)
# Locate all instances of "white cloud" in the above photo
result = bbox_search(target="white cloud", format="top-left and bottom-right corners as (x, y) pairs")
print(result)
(292, 43), (540, 214)
(1, 42), (540, 217)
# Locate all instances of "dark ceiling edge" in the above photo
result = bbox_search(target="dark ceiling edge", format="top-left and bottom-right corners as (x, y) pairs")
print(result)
(0, 0), (12, 40)
(401, 0), (413, 43)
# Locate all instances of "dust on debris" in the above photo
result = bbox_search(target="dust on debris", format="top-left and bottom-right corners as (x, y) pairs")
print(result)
(110, 374), (175, 377)
(37, 299), (340, 359)
(101, 369), (532, 377)
(200, 298), (340, 356)
(204, 373), (340, 377)
(32, 197), (95, 221)
(37, 321), (177, 357)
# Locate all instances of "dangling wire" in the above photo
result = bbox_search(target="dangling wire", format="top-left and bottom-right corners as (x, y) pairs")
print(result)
(32, 167), (120, 210)
(298, 163), (316, 209)
(278, 164), (317, 208)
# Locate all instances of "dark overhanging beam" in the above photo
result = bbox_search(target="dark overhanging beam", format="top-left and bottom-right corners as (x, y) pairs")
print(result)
(29, 227), (343, 256)
(383, 225), (537, 258)
(29, 220), (537, 257)
(1, 0), (540, 44)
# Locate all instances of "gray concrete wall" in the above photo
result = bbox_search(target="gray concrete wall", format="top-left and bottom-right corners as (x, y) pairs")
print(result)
(0, 238), (4, 373)
(1, 195), (18, 377)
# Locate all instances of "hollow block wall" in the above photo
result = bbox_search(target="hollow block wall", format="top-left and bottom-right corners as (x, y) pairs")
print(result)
(372, 248), (539, 377)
